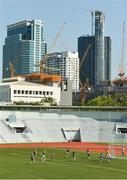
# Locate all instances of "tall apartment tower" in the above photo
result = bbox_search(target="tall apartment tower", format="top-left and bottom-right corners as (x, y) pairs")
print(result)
(3, 20), (47, 78)
(78, 11), (111, 86)
(95, 11), (105, 85)
(45, 51), (79, 91)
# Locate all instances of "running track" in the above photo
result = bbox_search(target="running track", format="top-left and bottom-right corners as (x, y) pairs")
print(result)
(0, 142), (127, 155)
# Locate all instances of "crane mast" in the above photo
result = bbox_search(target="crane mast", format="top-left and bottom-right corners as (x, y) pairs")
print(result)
(36, 22), (66, 74)
(118, 21), (126, 78)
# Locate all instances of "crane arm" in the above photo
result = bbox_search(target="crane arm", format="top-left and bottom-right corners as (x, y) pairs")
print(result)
(35, 22), (66, 74)
(118, 21), (126, 77)
(80, 44), (92, 68)
(48, 22), (66, 52)
(9, 62), (14, 78)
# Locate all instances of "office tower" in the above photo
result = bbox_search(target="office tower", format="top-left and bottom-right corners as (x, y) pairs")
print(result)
(45, 51), (79, 91)
(95, 11), (105, 85)
(104, 36), (111, 81)
(3, 20), (47, 78)
(78, 35), (95, 85)
(78, 11), (111, 86)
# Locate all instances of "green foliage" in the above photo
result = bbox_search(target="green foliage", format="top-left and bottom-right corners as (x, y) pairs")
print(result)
(85, 93), (127, 106)
(13, 96), (57, 106)
(13, 101), (40, 106)
(41, 96), (57, 106)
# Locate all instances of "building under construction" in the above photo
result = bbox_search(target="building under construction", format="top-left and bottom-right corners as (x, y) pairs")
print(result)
(78, 11), (111, 86)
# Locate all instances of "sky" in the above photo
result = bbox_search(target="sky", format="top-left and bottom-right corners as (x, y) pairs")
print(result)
(0, 0), (127, 80)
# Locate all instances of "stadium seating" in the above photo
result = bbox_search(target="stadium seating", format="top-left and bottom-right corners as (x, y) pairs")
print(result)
(0, 110), (127, 143)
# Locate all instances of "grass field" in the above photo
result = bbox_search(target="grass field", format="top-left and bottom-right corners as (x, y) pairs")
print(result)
(0, 147), (127, 179)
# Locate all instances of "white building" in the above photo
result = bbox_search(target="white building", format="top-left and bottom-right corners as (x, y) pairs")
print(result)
(45, 51), (79, 91)
(0, 77), (60, 104)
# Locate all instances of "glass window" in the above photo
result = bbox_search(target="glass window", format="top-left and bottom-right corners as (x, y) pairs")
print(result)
(47, 91), (49, 95)
(43, 91), (45, 95)
(36, 91), (38, 95)
(22, 90), (24, 94)
(29, 91), (32, 94)
(50, 91), (53, 95)
(39, 91), (42, 95)
(18, 90), (20, 94)
(14, 90), (17, 94)
(25, 90), (28, 94)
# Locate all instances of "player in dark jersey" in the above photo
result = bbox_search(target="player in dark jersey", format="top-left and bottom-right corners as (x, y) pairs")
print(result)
(86, 149), (90, 158)
(99, 153), (104, 164)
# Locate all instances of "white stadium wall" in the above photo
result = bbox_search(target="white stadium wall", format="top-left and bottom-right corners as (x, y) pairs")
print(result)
(0, 109), (127, 143)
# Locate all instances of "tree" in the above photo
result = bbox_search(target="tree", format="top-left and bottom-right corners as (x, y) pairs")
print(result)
(85, 93), (127, 106)
(41, 96), (57, 106)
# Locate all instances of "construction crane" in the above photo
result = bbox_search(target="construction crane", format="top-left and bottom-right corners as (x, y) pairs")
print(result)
(80, 78), (90, 105)
(9, 62), (14, 78)
(70, 44), (92, 104)
(118, 21), (126, 78)
(75, 8), (96, 35)
(112, 21), (126, 86)
(80, 44), (92, 68)
(79, 44), (92, 105)
(7, 52), (21, 78)
(71, 44), (92, 83)
(34, 22), (66, 74)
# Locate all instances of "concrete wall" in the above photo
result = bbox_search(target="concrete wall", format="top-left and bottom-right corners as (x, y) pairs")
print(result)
(0, 85), (10, 102)
(60, 80), (72, 106)
(0, 109), (127, 143)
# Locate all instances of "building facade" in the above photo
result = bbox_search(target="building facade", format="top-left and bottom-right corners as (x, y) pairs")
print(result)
(45, 51), (79, 91)
(104, 36), (111, 81)
(44, 52), (61, 75)
(78, 11), (111, 86)
(3, 20), (47, 78)
(95, 11), (105, 85)
(78, 35), (95, 85)
(0, 77), (60, 104)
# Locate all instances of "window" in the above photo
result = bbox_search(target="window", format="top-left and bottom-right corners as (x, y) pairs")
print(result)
(39, 91), (42, 95)
(50, 91), (53, 95)
(47, 91), (49, 95)
(117, 128), (127, 134)
(36, 91), (38, 95)
(14, 90), (17, 94)
(18, 90), (20, 94)
(25, 90), (28, 94)
(116, 125), (127, 134)
(43, 91), (45, 95)
(22, 90), (24, 94)
(29, 91), (32, 94)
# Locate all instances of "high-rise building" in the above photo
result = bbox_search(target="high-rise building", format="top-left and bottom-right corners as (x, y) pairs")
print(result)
(78, 35), (95, 85)
(104, 36), (111, 81)
(45, 52), (61, 75)
(78, 11), (111, 86)
(3, 20), (47, 78)
(45, 51), (79, 91)
(95, 11), (105, 85)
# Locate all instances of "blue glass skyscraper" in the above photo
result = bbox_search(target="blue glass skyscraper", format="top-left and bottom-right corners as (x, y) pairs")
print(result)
(3, 20), (47, 78)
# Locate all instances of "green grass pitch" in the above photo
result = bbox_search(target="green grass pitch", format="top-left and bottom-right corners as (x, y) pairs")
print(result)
(0, 147), (127, 179)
